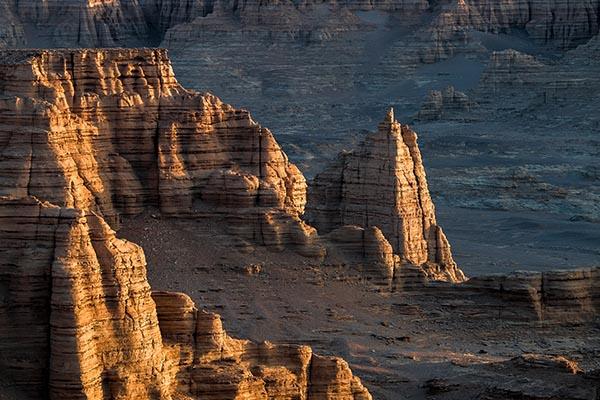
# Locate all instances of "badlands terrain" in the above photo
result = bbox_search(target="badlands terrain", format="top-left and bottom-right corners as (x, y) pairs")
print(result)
(0, 1), (599, 400)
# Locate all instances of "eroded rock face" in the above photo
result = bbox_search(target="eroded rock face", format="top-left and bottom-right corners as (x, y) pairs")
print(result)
(152, 291), (372, 400)
(0, 196), (177, 399)
(325, 225), (397, 284)
(423, 0), (600, 60)
(0, 48), (321, 255)
(464, 0), (600, 48)
(0, 197), (371, 399)
(306, 109), (466, 283)
(463, 267), (600, 321)
(0, 0), (150, 47)
(1, 0), (599, 54)
(480, 49), (546, 92)
(417, 85), (476, 120)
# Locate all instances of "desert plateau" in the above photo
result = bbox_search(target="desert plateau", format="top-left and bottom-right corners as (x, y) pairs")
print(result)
(0, 1), (599, 399)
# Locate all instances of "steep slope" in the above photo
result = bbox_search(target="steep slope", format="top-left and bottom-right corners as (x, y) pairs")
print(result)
(0, 0), (149, 47)
(0, 196), (372, 399)
(0, 196), (177, 399)
(1, 0), (599, 52)
(306, 109), (465, 282)
(0, 48), (321, 255)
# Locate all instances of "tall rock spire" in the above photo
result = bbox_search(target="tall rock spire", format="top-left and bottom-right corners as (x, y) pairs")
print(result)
(306, 110), (465, 283)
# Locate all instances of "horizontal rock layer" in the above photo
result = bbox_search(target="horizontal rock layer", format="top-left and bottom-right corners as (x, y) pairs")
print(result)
(0, 0), (150, 48)
(152, 291), (372, 399)
(0, 48), (320, 254)
(464, 267), (600, 321)
(1, 0), (597, 52)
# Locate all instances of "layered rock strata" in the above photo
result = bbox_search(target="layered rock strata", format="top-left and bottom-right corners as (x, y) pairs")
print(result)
(325, 225), (397, 284)
(0, 196), (371, 399)
(158, 0), (430, 44)
(0, 48), (321, 255)
(0, 0), (150, 47)
(463, 267), (600, 321)
(306, 109), (466, 282)
(1, 0), (599, 54)
(152, 291), (372, 399)
(480, 49), (546, 92)
(416, 85), (476, 120)
(461, 0), (600, 48)
(423, 0), (600, 61)
(0, 196), (177, 399)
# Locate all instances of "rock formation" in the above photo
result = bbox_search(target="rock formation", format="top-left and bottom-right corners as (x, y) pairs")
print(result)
(152, 291), (372, 399)
(306, 109), (466, 283)
(1, 0), (599, 53)
(463, 267), (600, 321)
(480, 49), (546, 92)
(416, 85), (476, 120)
(0, 48), (322, 256)
(0, 196), (178, 399)
(0, 196), (371, 399)
(460, 0), (600, 49)
(325, 225), (397, 284)
(418, 0), (600, 61)
(0, 0), (150, 47)
(161, 2), (372, 46)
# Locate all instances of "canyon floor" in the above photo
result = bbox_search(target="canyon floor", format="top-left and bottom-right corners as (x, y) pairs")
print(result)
(122, 212), (600, 399)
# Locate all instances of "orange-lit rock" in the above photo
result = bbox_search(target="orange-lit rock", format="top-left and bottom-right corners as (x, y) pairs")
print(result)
(306, 109), (466, 283)
(153, 291), (372, 399)
(0, 197), (371, 399)
(0, 48), (322, 255)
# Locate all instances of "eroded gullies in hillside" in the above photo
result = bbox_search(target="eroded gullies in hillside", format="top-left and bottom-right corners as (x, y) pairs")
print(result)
(0, 3), (599, 399)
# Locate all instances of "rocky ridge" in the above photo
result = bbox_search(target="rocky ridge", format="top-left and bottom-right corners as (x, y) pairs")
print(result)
(0, 196), (371, 399)
(152, 291), (371, 399)
(306, 109), (466, 283)
(0, 48), (321, 256)
(462, 267), (600, 321)
(1, 0), (598, 53)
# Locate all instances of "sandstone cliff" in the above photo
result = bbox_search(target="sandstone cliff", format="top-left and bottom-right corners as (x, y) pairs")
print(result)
(153, 291), (372, 399)
(0, 48), (321, 255)
(0, 196), (371, 399)
(306, 109), (466, 283)
(0, 196), (178, 399)
(1, 0), (598, 52)
(463, 267), (600, 321)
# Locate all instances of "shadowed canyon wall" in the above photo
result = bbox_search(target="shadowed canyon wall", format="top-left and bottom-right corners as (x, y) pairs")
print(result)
(0, 1), (598, 49)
